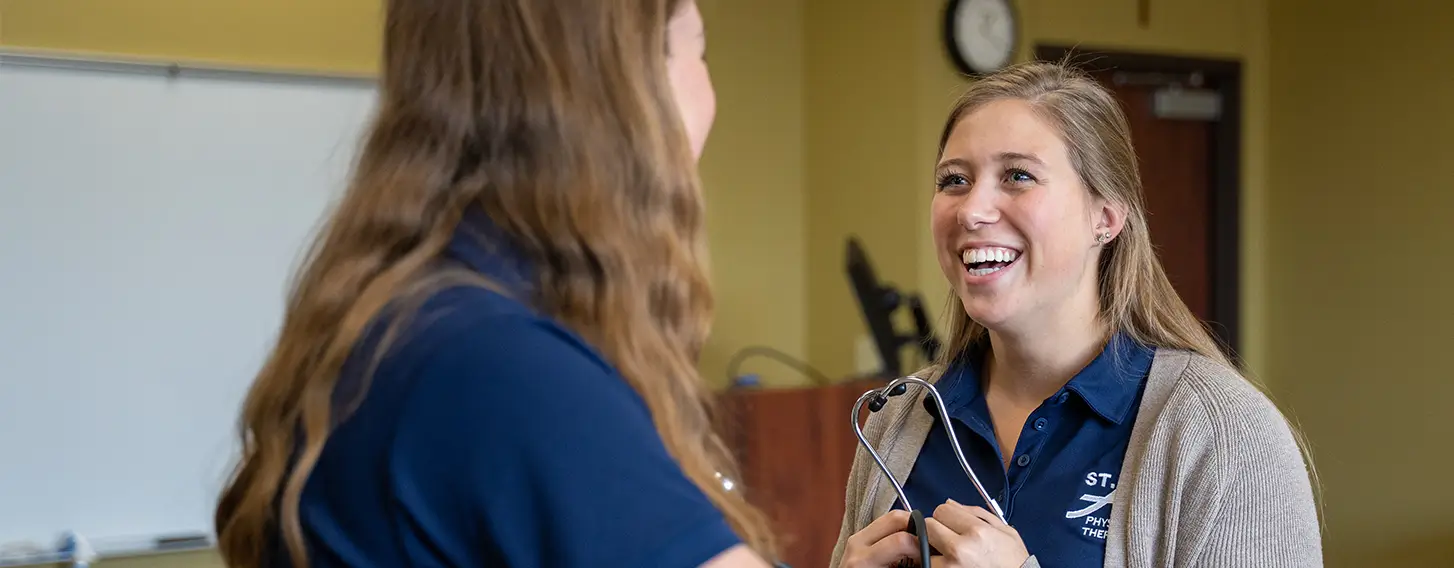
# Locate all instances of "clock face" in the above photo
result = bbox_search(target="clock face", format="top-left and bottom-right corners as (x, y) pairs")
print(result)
(950, 0), (1016, 74)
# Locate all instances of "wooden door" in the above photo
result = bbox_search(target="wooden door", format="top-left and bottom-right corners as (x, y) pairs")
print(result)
(1094, 71), (1216, 322)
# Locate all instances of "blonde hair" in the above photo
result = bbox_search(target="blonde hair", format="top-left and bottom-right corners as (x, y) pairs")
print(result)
(213, 0), (779, 566)
(933, 60), (1321, 518)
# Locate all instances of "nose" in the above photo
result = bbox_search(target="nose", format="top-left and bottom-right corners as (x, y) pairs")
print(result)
(957, 181), (1001, 230)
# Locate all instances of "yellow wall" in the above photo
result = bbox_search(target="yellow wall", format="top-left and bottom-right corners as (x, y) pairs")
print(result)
(1268, 1), (1454, 563)
(803, 0), (928, 379)
(695, 0), (809, 388)
(0, 0), (381, 73)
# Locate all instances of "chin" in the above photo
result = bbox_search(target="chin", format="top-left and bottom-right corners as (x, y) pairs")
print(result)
(957, 292), (1015, 330)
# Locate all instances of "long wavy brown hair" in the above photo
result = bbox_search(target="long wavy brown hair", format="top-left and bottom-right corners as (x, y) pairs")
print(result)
(213, 0), (779, 565)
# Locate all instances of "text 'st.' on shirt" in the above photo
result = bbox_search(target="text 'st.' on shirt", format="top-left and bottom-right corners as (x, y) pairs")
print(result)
(264, 221), (743, 567)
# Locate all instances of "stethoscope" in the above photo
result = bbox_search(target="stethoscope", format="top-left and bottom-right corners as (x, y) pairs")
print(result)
(851, 375), (1008, 567)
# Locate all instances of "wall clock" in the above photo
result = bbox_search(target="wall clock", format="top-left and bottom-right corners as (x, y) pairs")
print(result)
(944, 0), (1018, 75)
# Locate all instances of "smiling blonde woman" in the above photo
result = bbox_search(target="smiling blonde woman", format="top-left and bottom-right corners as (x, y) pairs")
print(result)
(832, 61), (1322, 568)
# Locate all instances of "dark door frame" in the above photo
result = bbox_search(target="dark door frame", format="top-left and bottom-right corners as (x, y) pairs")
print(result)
(1034, 44), (1244, 362)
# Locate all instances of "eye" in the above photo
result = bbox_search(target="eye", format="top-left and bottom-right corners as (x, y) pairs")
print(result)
(936, 173), (969, 191)
(1004, 168), (1037, 185)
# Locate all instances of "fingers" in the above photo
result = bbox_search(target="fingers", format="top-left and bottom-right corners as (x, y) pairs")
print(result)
(844, 510), (921, 568)
(962, 504), (1003, 527)
(857, 531), (921, 567)
(846, 509), (912, 547)
(932, 499), (1021, 539)
(922, 516), (960, 554)
(931, 499), (995, 533)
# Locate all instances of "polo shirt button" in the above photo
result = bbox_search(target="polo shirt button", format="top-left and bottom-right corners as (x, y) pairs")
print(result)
(1016, 454), (1031, 467)
(1033, 417), (1048, 431)
(1055, 392), (1070, 404)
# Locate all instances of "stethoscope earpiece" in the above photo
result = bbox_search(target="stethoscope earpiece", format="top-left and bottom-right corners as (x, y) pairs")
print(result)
(866, 383), (910, 413)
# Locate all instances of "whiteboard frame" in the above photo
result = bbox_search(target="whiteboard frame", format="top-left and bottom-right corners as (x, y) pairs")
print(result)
(0, 47), (377, 88)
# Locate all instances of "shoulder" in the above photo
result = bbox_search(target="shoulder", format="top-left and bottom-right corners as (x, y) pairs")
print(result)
(362, 283), (641, 415)
(387, 284), (615, 378)
(1124, 350), (1322, 561)
(1150, 351), (1303, 459)
(1136, 349), (1317, 518)
(344, 283), (662, 473)
(380, 283), (649, 433)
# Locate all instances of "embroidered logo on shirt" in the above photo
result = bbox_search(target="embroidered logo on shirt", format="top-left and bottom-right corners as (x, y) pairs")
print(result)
(1066, 471), (1116, 540)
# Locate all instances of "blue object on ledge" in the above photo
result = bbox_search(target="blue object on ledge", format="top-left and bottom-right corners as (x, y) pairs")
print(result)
(731, 373), (761, 389)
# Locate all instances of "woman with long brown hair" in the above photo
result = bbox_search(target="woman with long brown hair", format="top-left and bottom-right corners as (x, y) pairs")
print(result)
(213, 1), (782, 566)
(832, 61), (1321, 567)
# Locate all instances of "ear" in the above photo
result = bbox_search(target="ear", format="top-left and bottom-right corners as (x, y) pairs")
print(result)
(1092, 196), (1128, 245)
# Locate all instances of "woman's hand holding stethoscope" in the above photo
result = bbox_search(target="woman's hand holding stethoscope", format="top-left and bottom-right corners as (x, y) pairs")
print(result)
(920, 499), (1029, 567)
(840, 509), (922, 568)
(840, 503), (1028, 568)
(844, 376), (1031, 567)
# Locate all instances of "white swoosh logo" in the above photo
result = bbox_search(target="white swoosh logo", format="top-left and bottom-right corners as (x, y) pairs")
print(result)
(1065, 488), (1115, 519)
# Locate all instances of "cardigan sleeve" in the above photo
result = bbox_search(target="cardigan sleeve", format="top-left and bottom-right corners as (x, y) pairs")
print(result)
(1186, 362), (1324, 567)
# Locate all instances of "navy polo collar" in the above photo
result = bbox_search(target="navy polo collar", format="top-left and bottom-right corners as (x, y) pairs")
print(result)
(443, 207), (536, 295)
(938, 331), (1155, 425)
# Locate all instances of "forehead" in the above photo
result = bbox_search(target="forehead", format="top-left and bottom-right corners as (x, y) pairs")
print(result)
(941, 98), (1070, 165)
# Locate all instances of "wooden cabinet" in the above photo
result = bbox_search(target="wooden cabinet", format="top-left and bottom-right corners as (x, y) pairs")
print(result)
(718, 378), (884, 568)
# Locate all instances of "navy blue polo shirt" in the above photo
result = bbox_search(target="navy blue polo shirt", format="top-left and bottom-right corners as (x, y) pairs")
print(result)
(896, 333), (1154, 567)
(269, 214), (742, 567)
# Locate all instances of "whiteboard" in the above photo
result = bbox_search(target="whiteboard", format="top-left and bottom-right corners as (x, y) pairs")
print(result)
(0, 55), (379, 550)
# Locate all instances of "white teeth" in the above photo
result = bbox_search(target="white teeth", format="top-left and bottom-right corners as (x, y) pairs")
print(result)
(961, 247), (1020, 265)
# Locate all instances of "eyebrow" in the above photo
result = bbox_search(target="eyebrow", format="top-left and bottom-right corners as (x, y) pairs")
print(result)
(998, 152), (1045, 165)
(935, 152), (1045, 170)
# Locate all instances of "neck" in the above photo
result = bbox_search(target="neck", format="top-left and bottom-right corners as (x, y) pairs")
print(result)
(984, 297), (1109, 405)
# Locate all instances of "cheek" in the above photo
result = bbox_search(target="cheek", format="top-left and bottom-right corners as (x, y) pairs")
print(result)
(694, 67), (716, 129)
(929, 197), (959, 247)
(1020, 195), (1090, 266)
(930, 197), (964, 277)
(670, 62), (713, 128)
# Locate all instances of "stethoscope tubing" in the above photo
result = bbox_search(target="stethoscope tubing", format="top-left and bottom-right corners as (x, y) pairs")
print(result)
(852, 375), (1008, 524)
